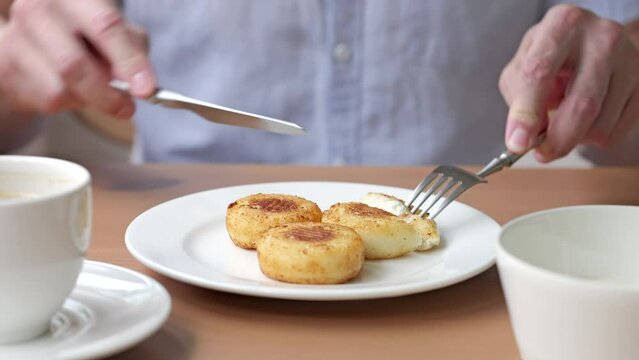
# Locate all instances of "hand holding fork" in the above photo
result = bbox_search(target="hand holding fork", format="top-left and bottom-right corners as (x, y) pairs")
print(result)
(407, 133), (546, 219)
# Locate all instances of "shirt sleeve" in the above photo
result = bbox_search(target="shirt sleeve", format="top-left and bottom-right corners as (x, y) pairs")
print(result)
(544, 0), (639, 23)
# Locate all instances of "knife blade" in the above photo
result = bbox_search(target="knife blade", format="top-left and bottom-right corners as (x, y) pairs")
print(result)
(110, 80), (305, 136)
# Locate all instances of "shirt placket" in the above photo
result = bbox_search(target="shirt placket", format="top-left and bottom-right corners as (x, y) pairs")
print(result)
(325, 0), (363, 165)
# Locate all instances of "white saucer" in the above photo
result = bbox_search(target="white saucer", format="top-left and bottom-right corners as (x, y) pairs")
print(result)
(0, 260), (171, 360)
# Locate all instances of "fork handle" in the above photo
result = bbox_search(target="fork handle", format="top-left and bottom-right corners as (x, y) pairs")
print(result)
(497, 150), (526, 167)
(477, 132), (546, 178)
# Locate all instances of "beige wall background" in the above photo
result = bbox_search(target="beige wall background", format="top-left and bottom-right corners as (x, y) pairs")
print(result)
(12, 112), (593, 168)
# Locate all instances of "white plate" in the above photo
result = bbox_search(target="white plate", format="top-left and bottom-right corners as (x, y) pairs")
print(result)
(125, 181), (500, 301)
(0, 261), (171, 360)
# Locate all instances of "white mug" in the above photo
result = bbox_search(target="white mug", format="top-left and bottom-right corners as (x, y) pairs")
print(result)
(0, 156), (91, 343)
(498, 205), (639, 360)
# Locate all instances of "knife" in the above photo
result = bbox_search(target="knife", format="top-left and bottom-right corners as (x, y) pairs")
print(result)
(109, 80), (305, 136)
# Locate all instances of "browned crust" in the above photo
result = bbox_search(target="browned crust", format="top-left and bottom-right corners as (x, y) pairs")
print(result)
(284, 224), (335, 242)
(226, 193), (322, 250)
(248, 197), (298, 212)
(258, 222), (365, 284)
(325, 202), (395, 219)
(322, 201), (418, 259)
(345, 202), (393, 217)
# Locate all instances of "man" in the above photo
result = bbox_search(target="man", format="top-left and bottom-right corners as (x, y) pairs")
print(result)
(0, 1), (638, 165)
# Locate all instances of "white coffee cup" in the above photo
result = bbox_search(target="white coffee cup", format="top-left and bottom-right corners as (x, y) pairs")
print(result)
(498, 205), (639, 360)
(0, 156), (91, 343)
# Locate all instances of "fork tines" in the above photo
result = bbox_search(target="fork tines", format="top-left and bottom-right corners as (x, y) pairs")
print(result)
(407, 166), (485, 219)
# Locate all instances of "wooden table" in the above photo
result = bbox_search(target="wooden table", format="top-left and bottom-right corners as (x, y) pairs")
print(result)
(89, 165), (639, 360)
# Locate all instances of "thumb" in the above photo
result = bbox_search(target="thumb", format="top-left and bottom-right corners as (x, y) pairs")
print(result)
(505, 67), (573, 153)
(125, 24), (150, 54)
(505, 99), (545, 154)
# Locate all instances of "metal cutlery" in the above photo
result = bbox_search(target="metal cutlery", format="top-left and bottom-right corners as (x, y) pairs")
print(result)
(109, 80), (305, 136)
(406, 133), (546, 219)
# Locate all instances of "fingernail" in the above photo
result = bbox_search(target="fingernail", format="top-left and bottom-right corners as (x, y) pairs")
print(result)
(131, 69), (155, 97)
(537, 140), (552, 157)
(533, 150), (549, 163)
(508, 128), (530, 153)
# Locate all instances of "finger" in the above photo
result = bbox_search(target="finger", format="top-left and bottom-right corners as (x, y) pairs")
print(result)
(22, 4), (134, 118)
(546, 66), (573, 110)
(4, 33), (73, 114)
(584, 71), (635, 147)
(126, 24), (150, 53)
(0, 24), (17, 98)
(608, 87), (639, 144)
(600, 40), (639, 144)
(499, 25), (538, 106)
(504, 6), (584, 154)
(536, 40), (612, 162)
(584, 27), (638, 146)
(60, 0), (156, 97)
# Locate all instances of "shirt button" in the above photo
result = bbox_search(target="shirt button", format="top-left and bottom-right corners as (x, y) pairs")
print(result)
(333, 43), (352, 62)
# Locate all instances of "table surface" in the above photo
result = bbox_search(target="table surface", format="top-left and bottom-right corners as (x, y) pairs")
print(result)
(89, 165), (639, 360)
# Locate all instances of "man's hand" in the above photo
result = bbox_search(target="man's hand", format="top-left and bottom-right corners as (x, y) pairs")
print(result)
(0, 0), (155, 119)
(500, 4), (639, 162)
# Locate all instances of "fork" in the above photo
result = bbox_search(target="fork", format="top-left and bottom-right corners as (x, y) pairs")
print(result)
(406, 133), (546, 219)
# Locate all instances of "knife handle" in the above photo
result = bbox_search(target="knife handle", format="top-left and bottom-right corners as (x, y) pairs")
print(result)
(109, 79), (131, 93)
(109, 79), (161, 103)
